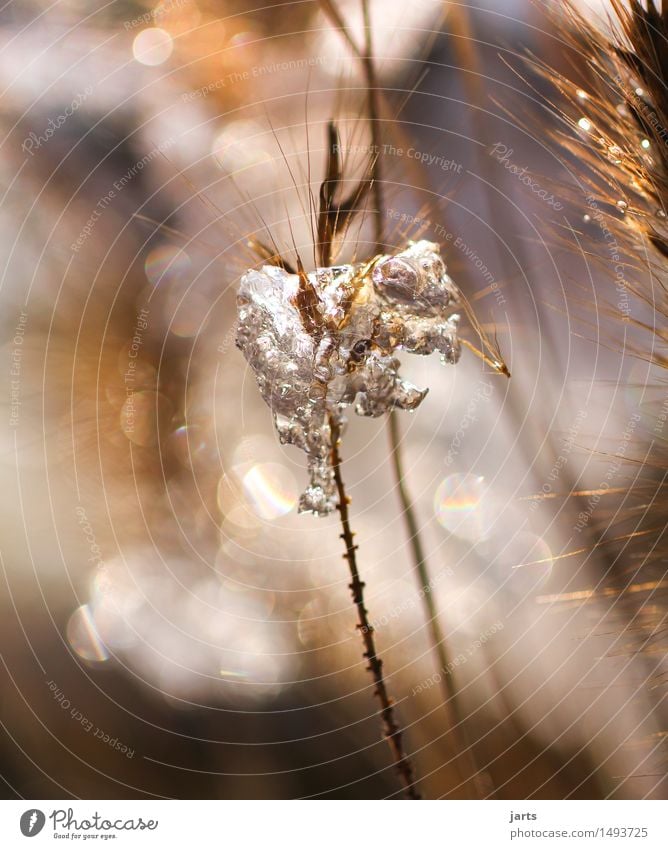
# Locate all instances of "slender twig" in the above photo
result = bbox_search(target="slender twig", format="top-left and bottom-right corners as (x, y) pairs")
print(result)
(329, 414), (421, 800)
(361, 0), (383, 254)
(387, 411), (490, 798)
(358, 0), (489, 797)
(322, 0), (491, 798)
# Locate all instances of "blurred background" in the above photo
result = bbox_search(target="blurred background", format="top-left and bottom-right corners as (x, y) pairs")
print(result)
(0, 0), (666, 799)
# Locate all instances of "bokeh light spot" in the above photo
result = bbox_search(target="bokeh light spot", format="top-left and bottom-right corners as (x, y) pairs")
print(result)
(133, 28), (173, 66)
(67, 604), (109, 662)
(434, 473), (492, 541)
(144, 244), (191, 287)
(242, 462), (298, 520)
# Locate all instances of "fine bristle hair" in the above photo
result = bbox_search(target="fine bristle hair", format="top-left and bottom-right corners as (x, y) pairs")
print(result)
(524, 0), (668, 791)
(535, 1), (668, 553)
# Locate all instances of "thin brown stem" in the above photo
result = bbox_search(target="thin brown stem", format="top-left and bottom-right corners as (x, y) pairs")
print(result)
(361, 0), (490, 797)
(361, 0), (383, 253)
(324, 0), (492, 798)
(387, 411), (492, 798)
(329, 414), (421, 800)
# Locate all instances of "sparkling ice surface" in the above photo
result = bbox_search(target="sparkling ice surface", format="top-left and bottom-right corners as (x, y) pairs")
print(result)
(236, 240), (462, 515)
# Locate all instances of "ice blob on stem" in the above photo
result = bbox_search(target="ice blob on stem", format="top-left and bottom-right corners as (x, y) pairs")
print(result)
(236, 240), (463, 515)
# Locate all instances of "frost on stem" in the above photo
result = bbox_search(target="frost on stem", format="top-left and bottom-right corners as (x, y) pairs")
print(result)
(236, 239), (462, 515)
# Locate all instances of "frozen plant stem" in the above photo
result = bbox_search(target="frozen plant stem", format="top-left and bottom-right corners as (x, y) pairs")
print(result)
(360, 0), (489, 798)
(387, 411), (489, 799)
(329, 414), (421, 800)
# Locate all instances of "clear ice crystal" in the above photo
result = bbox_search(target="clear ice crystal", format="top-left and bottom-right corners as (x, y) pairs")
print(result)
(236, 240), (462, 516)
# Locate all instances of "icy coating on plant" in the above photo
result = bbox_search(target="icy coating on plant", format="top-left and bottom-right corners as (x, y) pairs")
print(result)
(236, 240), (462, 515)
